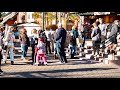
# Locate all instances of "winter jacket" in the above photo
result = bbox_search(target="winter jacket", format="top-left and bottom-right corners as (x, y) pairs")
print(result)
(55, 28), (67, 44)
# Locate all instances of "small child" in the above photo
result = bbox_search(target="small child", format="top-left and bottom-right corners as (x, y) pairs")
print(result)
(68, 32), (76, 59)
(34, 37), (47, 66)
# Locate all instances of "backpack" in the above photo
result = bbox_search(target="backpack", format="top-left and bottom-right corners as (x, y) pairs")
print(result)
(25, 34), (30, 47)
(107, 24), (113, 32)
(30, 36), (38, 45)
(92, 28), (101, 41)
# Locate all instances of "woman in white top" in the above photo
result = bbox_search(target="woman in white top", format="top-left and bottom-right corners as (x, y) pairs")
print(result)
(3, 26), (15, 65)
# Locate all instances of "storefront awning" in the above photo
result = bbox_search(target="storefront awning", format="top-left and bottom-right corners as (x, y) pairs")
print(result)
(94, 12), (110, 15)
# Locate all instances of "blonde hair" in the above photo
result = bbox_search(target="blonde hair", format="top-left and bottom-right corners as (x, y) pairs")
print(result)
(92, 22), (97, 27)
(32, 29), (37, 34)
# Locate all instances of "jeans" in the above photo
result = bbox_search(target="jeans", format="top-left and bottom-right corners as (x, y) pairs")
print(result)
(81, 35), (86, 49)
(21, 44), (28, 59)
(46, 41), (51, 54)
(31, 44), (35, 63)
(56, 42), (67, 63)
(69, 45), (76, 56)
(54, 43), (57, 55)
(92, 41), (100, 55)
(9, 47), (14, 61)
(3, 43), (14, 61)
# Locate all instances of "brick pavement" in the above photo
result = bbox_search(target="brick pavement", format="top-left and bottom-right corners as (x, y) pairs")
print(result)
(1, 46), (120, 78)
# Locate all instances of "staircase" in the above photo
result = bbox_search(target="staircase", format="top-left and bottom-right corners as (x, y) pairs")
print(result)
(103, 37), (120, 65)
(65, 35), (120, 66)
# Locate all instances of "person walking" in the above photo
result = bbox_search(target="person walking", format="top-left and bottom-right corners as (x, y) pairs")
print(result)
(53, 29), (58, 59)
(98, 18), (107, 52)
(30, 29), (38, 65)
(44, 27), (52, 54)
(55, 23), (67, 64)
(69, 32), (77, 59)
(91, 22), (101, 57)
(3, 26), (15, 65)
(19, 28), (29, 61)
(107, 20), (119, 54)
(71, 26), (78, 55)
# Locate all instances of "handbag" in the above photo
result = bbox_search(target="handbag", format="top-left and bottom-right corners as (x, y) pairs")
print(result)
(76, 37), (83, 45)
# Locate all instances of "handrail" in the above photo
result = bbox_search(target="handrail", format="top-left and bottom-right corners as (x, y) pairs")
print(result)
(104, 32), (120, 48)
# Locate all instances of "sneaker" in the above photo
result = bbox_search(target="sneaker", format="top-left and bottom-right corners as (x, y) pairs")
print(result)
(34, 62), (39, 66)
(21, 57), (24, 60)
(56, 62), (64, 64)
(44, 62), (47, 65)
(96, 55), (99, 58)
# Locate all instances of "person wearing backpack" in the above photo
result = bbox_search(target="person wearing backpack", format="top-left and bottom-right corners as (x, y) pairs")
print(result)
(98, 18), (107, 55)
(107, 20), (119, 54)
(30, 29), (38, 65)
(44, 26), (52, 54)
(71, 26), (78, 55)
(38, 29), (47, 55)
(98, 18), (107, 47)
(91, 22), (101, 57)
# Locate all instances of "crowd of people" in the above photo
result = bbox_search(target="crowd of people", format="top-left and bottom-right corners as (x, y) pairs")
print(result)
(0, 17), (120, 75)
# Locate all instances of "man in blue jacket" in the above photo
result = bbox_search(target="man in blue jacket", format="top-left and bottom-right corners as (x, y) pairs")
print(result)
(55, 23), (67, 64)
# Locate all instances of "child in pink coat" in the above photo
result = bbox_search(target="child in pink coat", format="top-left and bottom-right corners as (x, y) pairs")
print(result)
(34, 38), (47, 66)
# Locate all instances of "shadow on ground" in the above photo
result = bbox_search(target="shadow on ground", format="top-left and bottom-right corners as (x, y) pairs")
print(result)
(1, 67), (118, 78)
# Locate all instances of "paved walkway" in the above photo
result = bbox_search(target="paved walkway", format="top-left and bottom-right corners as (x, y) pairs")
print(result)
(1, 55), (120, 78)
(1, 47), (120, 78)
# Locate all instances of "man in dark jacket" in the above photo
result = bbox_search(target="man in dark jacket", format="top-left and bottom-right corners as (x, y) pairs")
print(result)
(55, 23), (67, 64)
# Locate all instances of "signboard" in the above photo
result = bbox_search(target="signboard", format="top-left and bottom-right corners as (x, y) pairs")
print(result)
(94, 12), (110, 15)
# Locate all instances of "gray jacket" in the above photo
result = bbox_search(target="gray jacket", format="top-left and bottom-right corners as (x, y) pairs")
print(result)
(98, 23), (107, 36)
(91, 27), (101, 41)
(108, 24), (118, 38)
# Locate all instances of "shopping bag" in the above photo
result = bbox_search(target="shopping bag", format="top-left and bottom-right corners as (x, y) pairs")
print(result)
(76, 37), (83, 45)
